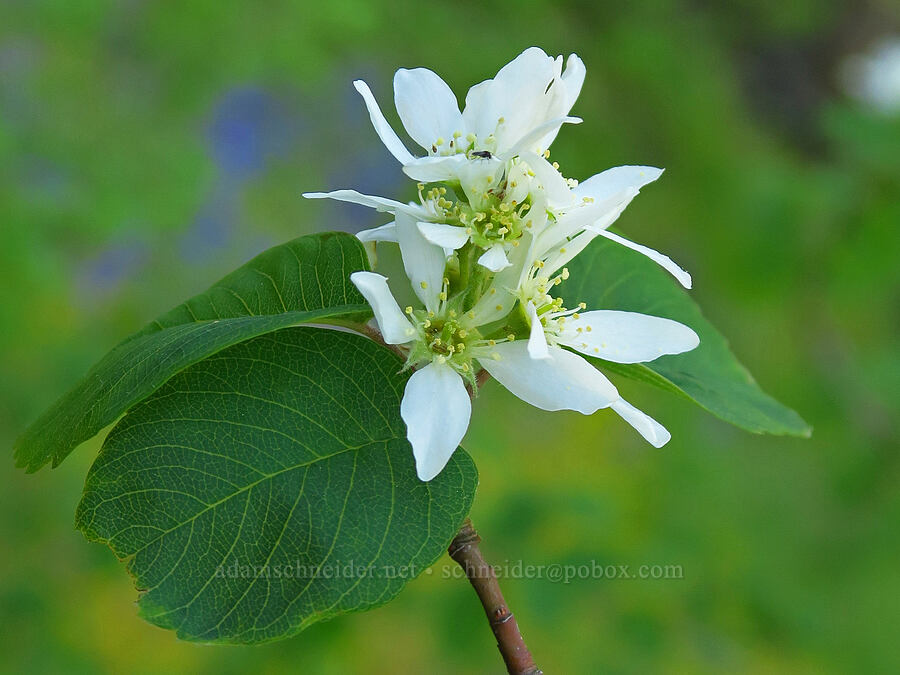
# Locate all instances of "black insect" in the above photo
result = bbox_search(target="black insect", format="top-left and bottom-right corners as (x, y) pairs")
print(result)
(471, 150), (492, 159)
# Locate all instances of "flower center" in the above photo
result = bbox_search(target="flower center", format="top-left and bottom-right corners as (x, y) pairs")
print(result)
(427, 119), (507, 158)
(404, 306), (481, 380)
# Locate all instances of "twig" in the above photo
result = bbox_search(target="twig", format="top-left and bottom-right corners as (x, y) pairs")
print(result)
(448, 520), (542, 675)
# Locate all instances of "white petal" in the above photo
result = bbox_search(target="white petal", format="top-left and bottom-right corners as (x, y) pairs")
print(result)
(456, 156), (505, 206)
(610, 398), (671, 448)
(561, 54), (586, 110)
(576, 165), (663, 203)
(466, 245), (529, 326)
(591, 229), (693, 289)
(349, 272), (416, 344)
(546, 186), (637, 243)
(356, 221), (397, 243)
(303, 189), (427, 219)
(503, 115), (582, 159)
(535, 190), (637, 271)
(477, 243), (512, 272)
(467, 284), (517, 326)
(539, 229), (599, 277)
(505, 160), (532, 205)
(519, 151), (573, 206)
(537, 54), (586, 149)
(395, 212), (446, 312)
(559, 310), (699, 363)
(353, 80), (415, 164)
(402, 155), (469, 182)
(460, 79), (495, 141)
(470, 48), (558, 151)
(479, 342), (619, 414)
(393, 68), (464, 151)
(417, 222), (470, 250)
(401, 362), (471, 481)
(526, 301), (550, 360)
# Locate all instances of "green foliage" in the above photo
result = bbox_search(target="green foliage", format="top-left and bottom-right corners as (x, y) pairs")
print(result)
(561, 235), (811, 437)
(14, 232), (371, 473)
(76, 327), (478, 643)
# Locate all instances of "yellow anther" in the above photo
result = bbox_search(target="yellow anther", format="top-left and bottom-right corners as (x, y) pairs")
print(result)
(552, 161), (560, 170)
(585, 325), (592, 332)
(578, 302), (587, 310)
(461, 362), (470, 372)
(507, 334), (515, 341)
(405, 306), (413, 315)
(420, 281), (428, 290)
(436, 137), (445, 146)
(542, 149), (550, 159)
(495, 304), (503, 311)
(453, 131), (462, 139)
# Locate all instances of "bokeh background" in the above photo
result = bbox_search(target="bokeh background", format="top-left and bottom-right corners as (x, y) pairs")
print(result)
(2, 1), (899, 673)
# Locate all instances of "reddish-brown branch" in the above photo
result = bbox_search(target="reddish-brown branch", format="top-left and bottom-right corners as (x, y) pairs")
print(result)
(448, 520), (542, 675)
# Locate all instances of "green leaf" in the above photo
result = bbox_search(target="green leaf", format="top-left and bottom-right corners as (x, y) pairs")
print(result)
(15, 232), (372, 472)
(560, 236), (811, 437)
(76, 327), (477, 644)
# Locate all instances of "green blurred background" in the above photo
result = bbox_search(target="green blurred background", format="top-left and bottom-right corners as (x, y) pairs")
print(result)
(2, 1), (898, 673)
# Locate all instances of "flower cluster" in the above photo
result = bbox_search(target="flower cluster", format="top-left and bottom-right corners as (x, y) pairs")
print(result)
(305, 48), (699, 481)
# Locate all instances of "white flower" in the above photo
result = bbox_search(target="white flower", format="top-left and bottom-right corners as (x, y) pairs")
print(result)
(354, 47), (585, 184)
(466, 164), (693, 328)
(350, 260), (699, 481)
(306, 48), (703, 481)
(307, 49), (692, 287)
